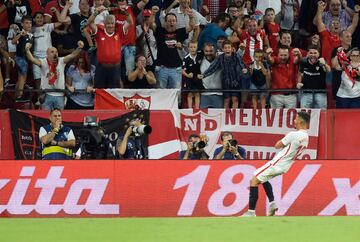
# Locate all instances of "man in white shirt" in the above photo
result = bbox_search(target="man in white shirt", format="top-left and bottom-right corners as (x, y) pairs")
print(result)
(25, 41), (84, 110)
(242, 111), (310, 217)
(200, 42), (223, 108)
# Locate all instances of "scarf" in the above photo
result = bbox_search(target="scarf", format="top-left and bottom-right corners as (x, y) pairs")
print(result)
(46, 58), (58, 85)
(337, 49), (357, 87)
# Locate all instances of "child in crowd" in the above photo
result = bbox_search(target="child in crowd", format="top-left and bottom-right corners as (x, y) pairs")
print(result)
(200, 39), (250, 108)
(249, 49), (270, 109)
(83, 0), (110, 53)
(264, 8), (280, 51)
(11, 15), (33, 102)
(182, 41), (204, 108)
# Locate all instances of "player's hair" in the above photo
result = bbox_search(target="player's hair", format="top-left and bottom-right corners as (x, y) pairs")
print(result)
(297, 111), (310, 124)
(254, 48), (264, 55)
(165, 13), (177, 21)
(188, 40), (198, 46)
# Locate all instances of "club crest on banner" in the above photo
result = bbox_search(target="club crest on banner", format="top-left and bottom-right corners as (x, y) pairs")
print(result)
(123, 94), (151, 110)
(179, 110), (222, 154)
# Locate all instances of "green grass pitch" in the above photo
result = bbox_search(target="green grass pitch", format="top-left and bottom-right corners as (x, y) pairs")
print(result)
(1, 217), (359, 242)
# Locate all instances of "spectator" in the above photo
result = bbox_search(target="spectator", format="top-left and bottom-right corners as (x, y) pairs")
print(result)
(0, 46), (14, 96)
(198, 12), (230, 50)
(315, 1), (359, 66)
(154, 12), (195, 89)
(200, 39), (250, 109)
(65, 50), (95, 109)
(200, 42), (223, 108)
(164, 0), (208, 48)
(32, 12), (62, 101)
(297, 45), (330, 109)
(87, 11), (132, 88)
(0, 1), (9, 36)
(249, 49), (270, 109)
(239, 18), (268, 67)
(59, 0), (91, 50)
(11, 15), (33, 102)
(266, 45), (301, 108)
(6, 0), (32, 26)
(318, 0), (354, 32)
(44, 0), (67, 23)
(179, 134), (209, 160)
(336, 47), (360, 108)
(83, 0), (110, 53)
(136, 7), (158, 71)
(114, 0), (148, 79)
(264, 7), (280, 51)
(332, 30), (353, 97)
(182, 41), (203, 108)
(280, 0), (300, 47)
(213, 131), (246, 159)
(127, 55), (156, 88)
(25, 41), (85, 110)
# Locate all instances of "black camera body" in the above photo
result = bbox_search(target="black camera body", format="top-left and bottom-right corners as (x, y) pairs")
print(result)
(229, 139), (238, 147)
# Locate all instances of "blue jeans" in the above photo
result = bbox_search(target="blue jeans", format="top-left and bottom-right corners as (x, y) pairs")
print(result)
(336, 96), (360, 108)
(122, 45), (136, 75)
(155, 66), (182, 89)
(191, 0), (203, 12)
(300, 93), (327, 109)
(200, 95), (223, 108)
(15, 56), (28, 75)
(42, 94), (65, 110)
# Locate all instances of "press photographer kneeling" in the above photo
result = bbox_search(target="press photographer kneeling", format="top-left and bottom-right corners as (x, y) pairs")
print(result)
(179, 134), (209, 160)
(116, 118), (152, 159)
(213, 132), (246, 160)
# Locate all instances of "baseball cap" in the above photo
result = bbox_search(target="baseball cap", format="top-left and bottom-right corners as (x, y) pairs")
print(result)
(143, 9), (152, 17)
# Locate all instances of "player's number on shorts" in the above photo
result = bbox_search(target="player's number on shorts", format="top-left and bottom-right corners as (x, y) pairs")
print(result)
(174, 165), (254, 216)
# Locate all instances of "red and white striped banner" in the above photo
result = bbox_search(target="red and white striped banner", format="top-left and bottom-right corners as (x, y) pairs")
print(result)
(148, 109), (321, 159)
(95, 89), (179, 110)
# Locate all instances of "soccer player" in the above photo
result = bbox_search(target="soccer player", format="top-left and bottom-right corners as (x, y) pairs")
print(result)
(242, 111), (310, 217)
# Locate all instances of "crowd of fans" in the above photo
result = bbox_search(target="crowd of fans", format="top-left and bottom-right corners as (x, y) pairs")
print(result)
(0, 0), (360, 110)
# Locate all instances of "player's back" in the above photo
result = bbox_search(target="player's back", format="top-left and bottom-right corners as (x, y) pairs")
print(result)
(270, 130), (309, 169)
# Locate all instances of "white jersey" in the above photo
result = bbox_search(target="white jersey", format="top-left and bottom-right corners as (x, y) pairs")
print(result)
(270, 129), (309, 170)
(39, 57), (66, 97)
(32, 23), (54, 57)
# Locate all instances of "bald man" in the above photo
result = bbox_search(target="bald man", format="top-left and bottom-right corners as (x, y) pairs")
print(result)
(25, 41), (84, 110)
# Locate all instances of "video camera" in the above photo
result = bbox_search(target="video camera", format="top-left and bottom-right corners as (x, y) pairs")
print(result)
(192, 140), (206, 149)
(77, 116), (109, 159)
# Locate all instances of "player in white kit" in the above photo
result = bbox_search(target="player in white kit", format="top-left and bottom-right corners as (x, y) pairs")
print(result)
(242, 111), (310, 217)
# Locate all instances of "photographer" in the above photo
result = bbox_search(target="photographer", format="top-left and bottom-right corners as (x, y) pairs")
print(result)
(116, 118), (151, 159)
(39, 108), (75, 160)
(213, 132), (246, 160)
(179, 134), (209, 160)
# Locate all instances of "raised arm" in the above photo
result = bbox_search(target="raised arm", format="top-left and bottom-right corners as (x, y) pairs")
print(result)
(347, 5), (360, 34)
(165, 0), (179, 14)
(58, 0), (72, 24)
(25, 43), (42, 67)
(186, 10), (196, 34)
(136, 0), (149, 11)
(314, 1), (327, 33)
(63, 41), (84, 64)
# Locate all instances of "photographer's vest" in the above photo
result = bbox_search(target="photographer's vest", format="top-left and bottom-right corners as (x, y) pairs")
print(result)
(41, 124), (73, 160)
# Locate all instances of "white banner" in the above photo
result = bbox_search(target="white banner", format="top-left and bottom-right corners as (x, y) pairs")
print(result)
(95, 89), (179, 110)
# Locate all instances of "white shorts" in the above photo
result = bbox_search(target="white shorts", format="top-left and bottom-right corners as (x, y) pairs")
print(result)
(254, 161), (288, 183)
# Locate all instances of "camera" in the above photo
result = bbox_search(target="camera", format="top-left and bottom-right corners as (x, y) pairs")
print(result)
(132, 125), (152, 136)
(192, 140), (206, 149)
(77, 116), (109, 159)
(229, 139), (238, 147)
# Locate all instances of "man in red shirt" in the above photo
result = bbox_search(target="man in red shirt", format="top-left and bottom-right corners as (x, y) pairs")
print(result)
(266, 45), (301, 108)
(315, 1), (359, 66)
(113, 0), (148, 79)
(88, 7), (132, 88)
(239, 18), (269, 67)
